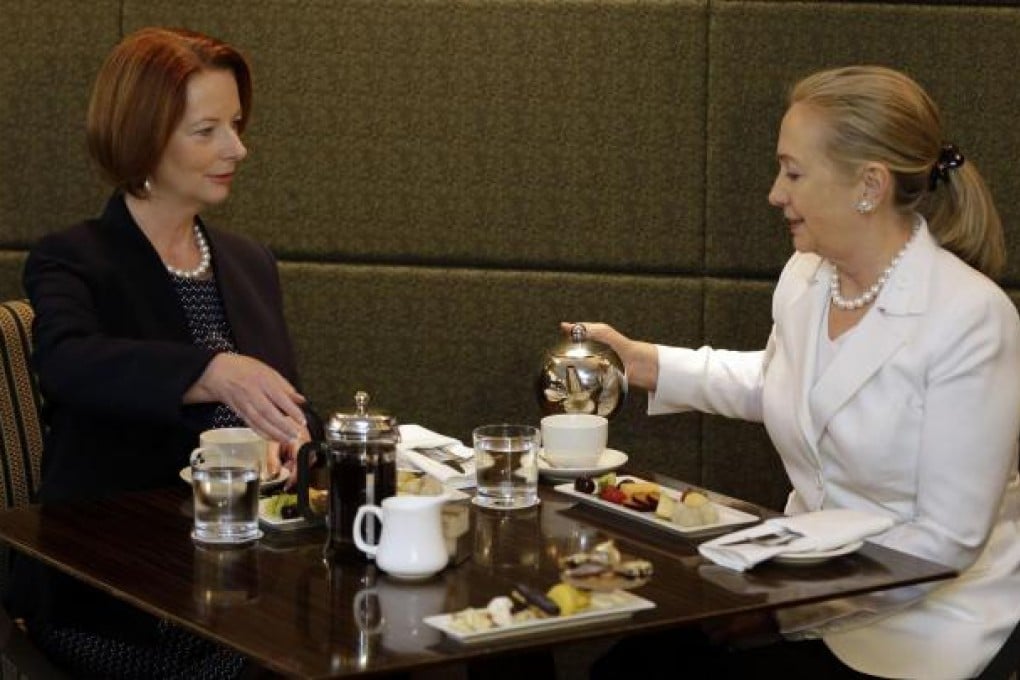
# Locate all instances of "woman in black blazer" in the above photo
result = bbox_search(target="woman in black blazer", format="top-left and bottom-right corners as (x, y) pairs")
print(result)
(8, 27), (315, 678)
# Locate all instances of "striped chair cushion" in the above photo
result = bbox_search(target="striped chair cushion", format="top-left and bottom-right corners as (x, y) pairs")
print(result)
(0, 300), (43, 509)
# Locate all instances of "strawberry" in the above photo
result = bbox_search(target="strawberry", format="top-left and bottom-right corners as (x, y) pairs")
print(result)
(599, 485), (626, 504)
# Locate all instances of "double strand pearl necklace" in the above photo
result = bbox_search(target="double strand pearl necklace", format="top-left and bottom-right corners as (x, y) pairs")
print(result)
(830, 218), (920, 311)
(166, 223), (211, 279)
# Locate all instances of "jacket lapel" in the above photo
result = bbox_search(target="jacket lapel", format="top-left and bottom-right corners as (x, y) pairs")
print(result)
(100, 194), (191, 342)
(807, 222), (935, 440)
(779, 256), (829, 458)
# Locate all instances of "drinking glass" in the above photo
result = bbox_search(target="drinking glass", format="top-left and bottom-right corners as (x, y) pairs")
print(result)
(190, 445), (262, 544)
(472, 424), (540, 510)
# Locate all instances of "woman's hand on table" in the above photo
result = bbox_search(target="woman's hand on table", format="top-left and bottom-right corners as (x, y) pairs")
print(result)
(184, 353), (308, 443)
(560, 322), (660, 392)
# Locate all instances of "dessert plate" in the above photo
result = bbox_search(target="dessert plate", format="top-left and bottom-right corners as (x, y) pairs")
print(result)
(180, 465), (289, 491)
(423, 590), (655, 643)
(772, 540), (864, 566)
(537, 448), (628, 480)
(554, 477), (759, 537)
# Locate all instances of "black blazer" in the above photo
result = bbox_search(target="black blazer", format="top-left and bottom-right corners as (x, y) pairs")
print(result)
(9, 194), (309, 631)
(23, 193), (304, 502)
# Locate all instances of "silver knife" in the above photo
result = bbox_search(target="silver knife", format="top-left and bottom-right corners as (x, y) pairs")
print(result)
(411, 445), (466, 473)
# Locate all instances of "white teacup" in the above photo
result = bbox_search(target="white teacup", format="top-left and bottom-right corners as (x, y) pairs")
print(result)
(200, 427), (269, 480)
(541, 414), (608, 468)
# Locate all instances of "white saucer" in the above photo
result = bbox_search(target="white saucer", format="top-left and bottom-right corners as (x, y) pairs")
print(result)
(191, 529), (264, 545)
(471, 496), (541, 510)
(180, 465), (290, 491)
(772, 540), (864, 566)
(537, 448), (628, 480)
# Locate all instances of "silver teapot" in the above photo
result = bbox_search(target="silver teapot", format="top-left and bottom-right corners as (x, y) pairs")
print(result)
(536, 323), (627, 419)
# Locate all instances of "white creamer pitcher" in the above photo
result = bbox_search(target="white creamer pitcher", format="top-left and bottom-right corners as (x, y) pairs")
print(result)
(353, 494), (448, 580)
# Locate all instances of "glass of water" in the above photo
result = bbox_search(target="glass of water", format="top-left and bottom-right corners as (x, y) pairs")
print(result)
(472, 424), (540, 510)
(190, 445), (262, 544)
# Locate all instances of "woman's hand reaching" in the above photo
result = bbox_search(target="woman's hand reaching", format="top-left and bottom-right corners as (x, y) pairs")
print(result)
(560, 322), (660, 392)
(184, 353), (308, 444)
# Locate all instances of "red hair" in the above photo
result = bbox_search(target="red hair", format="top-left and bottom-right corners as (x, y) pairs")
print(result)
(86, 27), (252, 197)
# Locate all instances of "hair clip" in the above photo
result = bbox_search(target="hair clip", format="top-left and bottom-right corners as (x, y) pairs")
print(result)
(928, 143), (965, 191)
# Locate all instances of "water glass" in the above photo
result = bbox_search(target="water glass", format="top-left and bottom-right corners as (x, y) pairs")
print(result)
(472, 424), (540, 510)
(190, 445), (262, 544)
(199, 427), (268, 480)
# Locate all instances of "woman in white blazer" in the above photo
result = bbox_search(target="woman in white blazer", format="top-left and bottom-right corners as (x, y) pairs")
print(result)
(588, 66), (1020, 679)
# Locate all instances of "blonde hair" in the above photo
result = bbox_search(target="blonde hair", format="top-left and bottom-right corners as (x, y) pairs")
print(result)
(790, 66), (1004, 278)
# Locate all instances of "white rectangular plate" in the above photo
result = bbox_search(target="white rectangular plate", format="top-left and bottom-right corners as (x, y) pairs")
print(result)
(554, 477), (759, 536)
(423, 590), (655, 644)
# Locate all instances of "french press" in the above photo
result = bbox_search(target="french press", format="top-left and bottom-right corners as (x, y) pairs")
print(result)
(297, 391), (399, 561)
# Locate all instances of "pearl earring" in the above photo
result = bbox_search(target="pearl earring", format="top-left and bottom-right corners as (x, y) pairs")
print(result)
(144, 178), (153, 194)
(855, 196), (875, 215)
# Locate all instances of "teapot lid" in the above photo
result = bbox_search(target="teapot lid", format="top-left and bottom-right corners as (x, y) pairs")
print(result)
(548, 324), (621, 363)
(325, 391), (400, 442)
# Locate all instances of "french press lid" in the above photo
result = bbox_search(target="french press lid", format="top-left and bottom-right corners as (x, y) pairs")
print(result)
(324, 391), (400, 443)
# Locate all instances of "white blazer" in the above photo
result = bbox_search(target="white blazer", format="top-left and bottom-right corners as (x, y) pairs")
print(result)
(650, 219), (1020, 679)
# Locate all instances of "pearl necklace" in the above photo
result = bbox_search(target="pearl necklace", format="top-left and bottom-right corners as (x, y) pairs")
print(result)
(166, 223), (211, 279)
(830, 219), (920, 311)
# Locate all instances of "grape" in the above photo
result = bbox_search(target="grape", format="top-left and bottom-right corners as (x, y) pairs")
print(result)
(574, 476), (596, 494)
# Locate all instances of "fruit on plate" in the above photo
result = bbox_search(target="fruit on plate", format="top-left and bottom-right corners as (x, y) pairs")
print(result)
(654, 493), (675, 519)
(599, 484), (626, 504)
(594, 479), (661, 512)
(574, 476), (596, 494)
(619, 481), (660, 512)
(672, 490), (720, 527)
(263, 493), (298, 519)
(546, 583), (591, 616)
(595, 472), (617, 491)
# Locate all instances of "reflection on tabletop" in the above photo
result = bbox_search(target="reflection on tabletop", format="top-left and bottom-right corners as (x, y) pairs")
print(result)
(192, 543), (260, 621)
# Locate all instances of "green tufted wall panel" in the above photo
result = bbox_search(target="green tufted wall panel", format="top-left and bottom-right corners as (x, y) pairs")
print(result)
(125, 0), (707, 273)
(0, 254), (26, 302)
(708, 1), (1020, 286)
(0, 1), (114, 249)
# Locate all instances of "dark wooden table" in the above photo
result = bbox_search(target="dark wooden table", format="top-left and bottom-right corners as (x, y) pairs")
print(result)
(0, 473), (955, 679)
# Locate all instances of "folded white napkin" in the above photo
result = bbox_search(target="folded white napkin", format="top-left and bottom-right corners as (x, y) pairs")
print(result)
(397, 424), (476, 489)
(699, 509), (894, 572)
